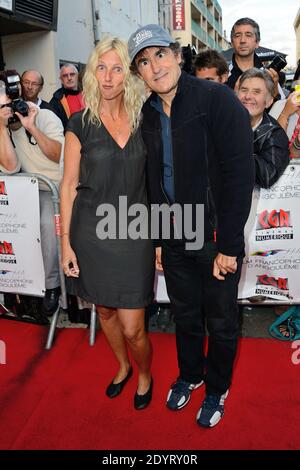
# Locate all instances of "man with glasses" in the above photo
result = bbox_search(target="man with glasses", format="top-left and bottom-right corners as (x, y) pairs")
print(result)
(21, 70), (53, 111)
(50, 63), (84, 129)
(0, 69), (64, 317)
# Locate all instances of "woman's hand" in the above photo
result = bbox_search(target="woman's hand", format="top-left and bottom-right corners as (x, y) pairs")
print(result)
(61, 243), (80, 277)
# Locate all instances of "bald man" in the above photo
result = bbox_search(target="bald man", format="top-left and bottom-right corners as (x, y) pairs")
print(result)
(21, 70), (53, 111)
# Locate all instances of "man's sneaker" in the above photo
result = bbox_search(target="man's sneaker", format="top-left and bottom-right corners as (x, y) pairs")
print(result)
(166, 378), (203, 411)
(196, 390), (229, 428)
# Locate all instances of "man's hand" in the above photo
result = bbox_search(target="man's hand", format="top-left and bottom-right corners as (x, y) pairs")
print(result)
(213, 252), (237, 281)
(285, 91), (300, 115)
(0, 105), (12, 129)
(265, 68), (279, 97)
(155, 247), (163, 271)
(15, 102), (38, 133)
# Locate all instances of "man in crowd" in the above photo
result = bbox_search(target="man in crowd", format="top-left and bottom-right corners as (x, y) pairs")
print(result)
(237, 68), (289, 188)
(227, 17), (280, 98)
(0, 70), (64, 315)
(50, 63), (84, 129)
(194, 49), (228, 83)
(21, 70), (53, 111)
(128, 25), (254, 428)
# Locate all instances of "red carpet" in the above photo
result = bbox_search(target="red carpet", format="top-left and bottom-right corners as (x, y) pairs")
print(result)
(0, 319), (299, 450)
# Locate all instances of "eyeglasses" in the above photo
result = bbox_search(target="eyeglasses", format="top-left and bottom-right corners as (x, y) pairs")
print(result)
(22, 80), (41, 88)
(61, 73), (77, 79)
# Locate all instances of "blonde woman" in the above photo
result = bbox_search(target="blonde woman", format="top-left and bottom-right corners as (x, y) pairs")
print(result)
(60, 38), (154, 409)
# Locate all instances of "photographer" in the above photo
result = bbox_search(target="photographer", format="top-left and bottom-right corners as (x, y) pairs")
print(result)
(0, 70), (64, 315)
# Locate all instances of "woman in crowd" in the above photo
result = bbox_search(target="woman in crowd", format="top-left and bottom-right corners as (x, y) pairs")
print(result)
(60, 37), (154, 409)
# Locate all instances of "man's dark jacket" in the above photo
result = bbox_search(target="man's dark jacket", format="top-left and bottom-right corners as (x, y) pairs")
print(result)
(253, 112), (289, 188)
(39, 99), (54, 112)
(226, 52), (263, 89)
(49, 87), (82, 129)
(141, 71), (255, 257)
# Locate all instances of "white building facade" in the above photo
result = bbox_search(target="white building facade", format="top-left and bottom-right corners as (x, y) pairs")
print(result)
(0, 0), (158, 100)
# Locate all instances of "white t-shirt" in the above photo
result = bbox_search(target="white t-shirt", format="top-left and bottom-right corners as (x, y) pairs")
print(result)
(1, 108), (64, 189)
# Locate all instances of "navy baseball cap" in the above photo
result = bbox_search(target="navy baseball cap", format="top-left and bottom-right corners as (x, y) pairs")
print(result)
(128, 24), (175, 63)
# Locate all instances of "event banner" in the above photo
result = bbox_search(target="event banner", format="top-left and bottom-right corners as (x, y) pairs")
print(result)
(238, 163), (300, 303)
(155, 163), (300, 304)
(0, 175), (45, 296)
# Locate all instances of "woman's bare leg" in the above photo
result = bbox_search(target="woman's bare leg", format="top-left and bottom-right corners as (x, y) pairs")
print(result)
(118, 308), (152, 394)
(97, 305), (131, 383)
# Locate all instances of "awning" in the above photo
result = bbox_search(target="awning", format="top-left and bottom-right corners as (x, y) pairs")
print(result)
(222, 46), (287, 62)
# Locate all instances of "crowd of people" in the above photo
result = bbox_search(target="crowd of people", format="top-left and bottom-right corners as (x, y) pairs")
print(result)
(0, 16), (299, 428)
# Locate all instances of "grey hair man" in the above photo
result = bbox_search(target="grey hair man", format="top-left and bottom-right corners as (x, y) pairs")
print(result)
(49, 63), (84, 129)
(237, 68), (289, 188)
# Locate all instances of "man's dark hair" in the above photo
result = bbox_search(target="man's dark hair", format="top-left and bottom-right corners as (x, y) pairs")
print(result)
(194, 49), (228, 76)
(231, 18), (260, 42)
(130, 42), (181, 74)
(21, 70), (44, 87)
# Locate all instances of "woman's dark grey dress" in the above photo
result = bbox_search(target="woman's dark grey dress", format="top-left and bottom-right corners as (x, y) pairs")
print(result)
(65, 110), (154, 308)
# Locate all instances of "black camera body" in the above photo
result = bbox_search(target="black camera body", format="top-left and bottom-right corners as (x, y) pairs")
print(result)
(3, 73), (28, 124)
(266, 54), (287, 74)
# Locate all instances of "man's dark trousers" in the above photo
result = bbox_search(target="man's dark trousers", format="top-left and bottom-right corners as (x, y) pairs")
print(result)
(162, 240), (243, 396)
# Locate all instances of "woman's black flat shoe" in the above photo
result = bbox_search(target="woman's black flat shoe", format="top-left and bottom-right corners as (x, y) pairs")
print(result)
(106, 367), (133, 398)
(134, 377), (153, 410)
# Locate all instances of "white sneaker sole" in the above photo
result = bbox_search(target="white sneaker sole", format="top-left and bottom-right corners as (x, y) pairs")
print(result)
(166, 380), (204, 411)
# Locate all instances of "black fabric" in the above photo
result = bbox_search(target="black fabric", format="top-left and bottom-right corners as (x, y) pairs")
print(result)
(226, 52), (264, 90)
(3, 293), (49, 325)
(49, 87), (81, 129)
(39, 99), (55, 113)
(162, 241), (243, 395)
(141, 71), (255, 257)
(65, 111), (155, 308)
(253, 112), (289, 188)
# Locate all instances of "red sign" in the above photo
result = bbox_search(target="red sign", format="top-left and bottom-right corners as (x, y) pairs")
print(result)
(173, 0), (185, 30)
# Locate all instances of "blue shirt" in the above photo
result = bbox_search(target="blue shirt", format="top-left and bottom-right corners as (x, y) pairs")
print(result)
(150, 96), (174, 203)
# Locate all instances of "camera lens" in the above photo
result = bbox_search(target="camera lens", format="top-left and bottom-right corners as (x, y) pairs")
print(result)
(13, 99), (29, 117)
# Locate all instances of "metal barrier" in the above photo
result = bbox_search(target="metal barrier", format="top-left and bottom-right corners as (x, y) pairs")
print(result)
(0, 173), (97, 349)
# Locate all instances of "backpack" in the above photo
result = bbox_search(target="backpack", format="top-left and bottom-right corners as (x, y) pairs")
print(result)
(269, 306), (300, 341)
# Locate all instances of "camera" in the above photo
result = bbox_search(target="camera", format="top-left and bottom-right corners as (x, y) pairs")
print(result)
(266, 54), (287, 74)
(182, 44), (197, 75)
(0, 71), (28, 124)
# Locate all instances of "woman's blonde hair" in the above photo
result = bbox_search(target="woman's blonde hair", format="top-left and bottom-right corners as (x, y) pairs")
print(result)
(82, 36), (145, 132)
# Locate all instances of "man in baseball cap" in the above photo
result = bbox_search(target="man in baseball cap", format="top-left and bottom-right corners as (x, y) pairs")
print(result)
(128, 24), (254, 429)
(128, 24), (175, 64)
